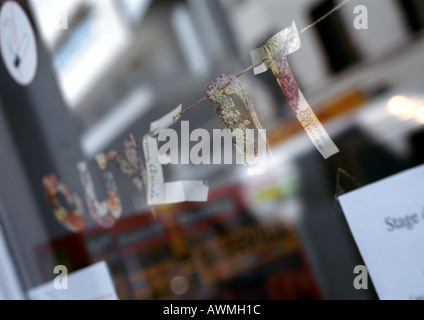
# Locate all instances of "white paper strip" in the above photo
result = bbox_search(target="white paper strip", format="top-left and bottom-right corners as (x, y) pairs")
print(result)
(150, 104), (182, 136)
(251, 21), (301, 75)
(143, 131), (209, 206)
(297, 91), (340, 159)
(143, 135), (165, 204)
(149, 181), (209, 206)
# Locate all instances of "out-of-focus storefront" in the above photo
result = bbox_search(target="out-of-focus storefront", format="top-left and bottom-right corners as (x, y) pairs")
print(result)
(0, 0), (424, 300)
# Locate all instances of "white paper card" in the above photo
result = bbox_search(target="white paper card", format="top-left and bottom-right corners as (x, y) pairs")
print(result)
(27, 261), (118, 300)
(339, 165), (424, 300)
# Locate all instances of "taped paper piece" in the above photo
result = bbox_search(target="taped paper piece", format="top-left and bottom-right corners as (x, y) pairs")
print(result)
(335, 168), (362, 197)
(251, 21), (301, 75)
(77, 162), (122, 229)
(251, 22), (339, 159)
(204, 72), (267, 173)
(42, 174), (85, 233)
(142, 104), (209, 206)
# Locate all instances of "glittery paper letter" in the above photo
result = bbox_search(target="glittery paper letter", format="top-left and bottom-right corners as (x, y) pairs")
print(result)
(204, 73), (267, 174)
(77, 161), (122, 229)
(96, 135), (147, 196)
(42, 174), (85, 232)
(251, 22), (339, 159)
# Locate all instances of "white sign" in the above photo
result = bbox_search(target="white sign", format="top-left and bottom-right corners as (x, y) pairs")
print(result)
(339, 165), (424, 300)
(27, 261), (118, 300)
(0, 1), (38, 86)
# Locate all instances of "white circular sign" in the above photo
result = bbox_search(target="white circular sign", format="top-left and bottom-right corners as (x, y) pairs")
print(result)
(0, 1), (37, 86)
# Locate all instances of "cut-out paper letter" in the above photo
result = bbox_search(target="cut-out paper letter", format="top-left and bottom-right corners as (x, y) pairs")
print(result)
(204, 73), (267, 174)
(143, 105), (209, 206)
(77, 162), (122, 229)
(96, 135), (147, 196)
(96, 135), (158, 217)
(42, 174), (85, 232)
(251, 21), (339, 159)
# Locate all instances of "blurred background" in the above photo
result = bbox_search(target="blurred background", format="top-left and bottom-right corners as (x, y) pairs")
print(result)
(0, 0), (424, 300)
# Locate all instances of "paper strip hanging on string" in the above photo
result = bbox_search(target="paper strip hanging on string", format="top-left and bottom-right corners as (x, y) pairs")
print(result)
(251, 21), (301, 74)
(250, 21), (339, 159)
(122, 135), (158, 217)
(42, 174), (85, 232)
(143, 105), (209, 206)
(77, 162), (122, 229)
(150, 104), (182, 136)
(204, 72), (267, 174)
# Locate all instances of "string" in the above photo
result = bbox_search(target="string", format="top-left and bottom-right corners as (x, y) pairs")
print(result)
(236, 65), (255, 78)
(300, 0), (351, 34)
(180, 0), (351, 115)
(117, 0), (351, 157)
(180, 65), (255, 116)
(180, 97), (207, 115)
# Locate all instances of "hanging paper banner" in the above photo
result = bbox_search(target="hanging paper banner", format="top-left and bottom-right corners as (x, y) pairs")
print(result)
(77, 162), (122, 229)
(250, 22), (339, 159)
(142, 105), (209, 206)
(42, 174), (85, 232)
(204, 72), (267, 173)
